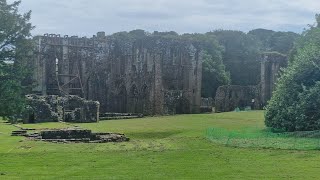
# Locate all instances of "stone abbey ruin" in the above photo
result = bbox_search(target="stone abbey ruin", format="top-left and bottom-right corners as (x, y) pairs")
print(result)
(31, 32), (202, 119)
(27, 31), (287, 122)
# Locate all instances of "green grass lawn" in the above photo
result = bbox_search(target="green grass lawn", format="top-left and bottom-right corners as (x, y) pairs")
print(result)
(1, 111), (320, 179)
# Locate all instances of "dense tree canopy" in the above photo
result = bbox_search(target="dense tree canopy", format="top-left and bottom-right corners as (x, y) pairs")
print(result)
(265, 15), (320, 132)
(0, 0), (32, 60)
(249, 29), (299, 55)
(181, 33), (230, 98)
(209, 30), (261, 86)
(0, 0), (34, 121)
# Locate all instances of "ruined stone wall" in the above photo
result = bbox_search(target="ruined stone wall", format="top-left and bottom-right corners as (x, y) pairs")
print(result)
(214, 52), (287, 113)
(200, 97), (213, 113)
(24, 95), (99, 123)
(260, 52), (287, 107)
(215, 85), (261, 112)
(33, 32), (202, 115)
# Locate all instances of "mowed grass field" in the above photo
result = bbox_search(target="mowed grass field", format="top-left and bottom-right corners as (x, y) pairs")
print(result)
(1, 111), (320, 179)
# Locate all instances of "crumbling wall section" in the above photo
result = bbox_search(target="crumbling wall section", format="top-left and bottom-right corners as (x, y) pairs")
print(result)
(25, 95), (60, 123)
(163, 90), (191, 114)
(24, 95), (99, 123)
(201, 97), (213, 113)
(215, 85), (261, 112)
(62, 96), (100, 123)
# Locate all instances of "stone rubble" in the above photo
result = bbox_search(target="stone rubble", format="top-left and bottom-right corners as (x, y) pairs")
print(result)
(24, 94), (100, 123)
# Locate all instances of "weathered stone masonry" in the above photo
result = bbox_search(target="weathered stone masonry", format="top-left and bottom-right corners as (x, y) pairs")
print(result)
(32, 32), (203, 115)
(215, 52), (287, 112)
(24, 95), (99, 123)
(215, 85), (260, 112)
(260, 52), (287, 107)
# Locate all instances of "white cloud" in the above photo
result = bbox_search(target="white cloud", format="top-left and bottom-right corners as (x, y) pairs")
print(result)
(8, 0), (320, 36)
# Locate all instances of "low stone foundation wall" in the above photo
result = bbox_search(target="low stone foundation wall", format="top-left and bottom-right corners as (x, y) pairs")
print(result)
(27, 129), (129, 143)
(215, 85), (261, 112)
(99, 113), (144, 120)
(40, 129), (92, 139)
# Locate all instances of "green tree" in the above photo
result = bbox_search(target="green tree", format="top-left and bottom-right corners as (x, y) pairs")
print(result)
(0, 0), (34, 122)
(210, 30), (261, 86)
(289, 16), (320, 63)
(265, 16), (320, 132)
(249, 29), (299, 55)
(268, 31), (299, 54)
(316, 14), (320, 28)
(202, 50), (230, 98)
(248, 28), (274, 51)
(181, 33), (230, 98)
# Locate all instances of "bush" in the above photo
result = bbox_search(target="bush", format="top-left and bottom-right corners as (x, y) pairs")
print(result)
(265, 27), (320, 131)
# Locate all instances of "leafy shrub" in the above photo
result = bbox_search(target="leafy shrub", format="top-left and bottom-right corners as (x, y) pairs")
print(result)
(265, 26), (320, 131)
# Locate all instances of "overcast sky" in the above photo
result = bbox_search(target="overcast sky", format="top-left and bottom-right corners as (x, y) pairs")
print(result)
(9, 0), (320, 37)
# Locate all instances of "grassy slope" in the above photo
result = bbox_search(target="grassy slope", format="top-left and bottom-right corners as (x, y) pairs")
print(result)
(1, 111), (320, 179)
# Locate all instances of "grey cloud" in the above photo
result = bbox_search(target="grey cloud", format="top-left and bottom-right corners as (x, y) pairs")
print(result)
(7, 0), (320, 36)
(116, 11), (179, 20)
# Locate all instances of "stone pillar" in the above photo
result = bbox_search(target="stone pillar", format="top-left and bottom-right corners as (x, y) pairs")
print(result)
(192, 50), (203, 113)
(260, 52), (287, 107)
(61, 38), (70, 94)
(260, 56), (267, 106)
(153, 53), (163, 114)
(32, 36), (47, 95)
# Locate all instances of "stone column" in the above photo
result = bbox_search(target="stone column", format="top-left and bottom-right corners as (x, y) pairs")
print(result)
(260, 52), (287, 107)
(153, 53), (163, 114)
(61, 38), (70, 94)
(32, 36), (47, 95)
(192, 50), (203, 113)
